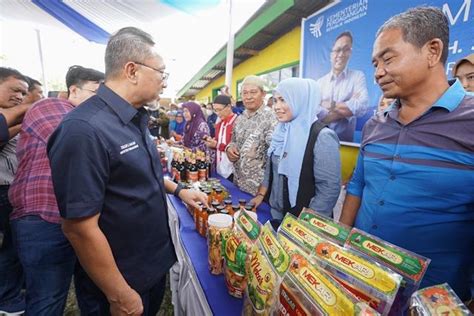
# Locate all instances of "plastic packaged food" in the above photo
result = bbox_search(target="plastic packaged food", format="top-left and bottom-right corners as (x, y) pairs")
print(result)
(409, 283), (471, 315)
(243, 223), (291, 316)
(222, 210), (262, 298)
(313, 241), (402, 315)
(277, 214), (325, 254)
(276, 231), (308, 258)
(278, 253), (380, 316)
(207, 214), (233, 275)
(299, 208), (350, 245)
(345, 228), (431, 313)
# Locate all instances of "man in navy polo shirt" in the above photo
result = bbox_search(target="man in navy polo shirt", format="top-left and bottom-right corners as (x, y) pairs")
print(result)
(340, 7), (474, 308)
(47, 27), (207, 316)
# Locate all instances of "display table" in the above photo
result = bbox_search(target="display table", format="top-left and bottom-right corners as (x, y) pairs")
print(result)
(167, 176), (272, 316)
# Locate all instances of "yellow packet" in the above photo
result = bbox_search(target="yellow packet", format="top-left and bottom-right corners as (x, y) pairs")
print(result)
(278, 214), (324, 253)
(313, 241), (402, 314)
(282, 254), (379, 315)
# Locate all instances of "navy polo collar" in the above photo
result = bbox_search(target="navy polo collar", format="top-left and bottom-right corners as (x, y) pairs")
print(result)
(97, 84), (138, 125)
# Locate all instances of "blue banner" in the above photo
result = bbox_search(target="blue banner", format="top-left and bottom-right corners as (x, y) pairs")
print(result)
(301, 0), (473, 144)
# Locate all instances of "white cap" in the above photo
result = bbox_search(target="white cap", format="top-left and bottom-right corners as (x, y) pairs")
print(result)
(208, 213), (233, 228)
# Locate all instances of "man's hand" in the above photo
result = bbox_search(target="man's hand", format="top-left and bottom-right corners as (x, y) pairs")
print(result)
(179, 189), (209, 209)
(204, 137), (217, 149)
(109, 286), (143, 316)
(226, 145), (240, 162)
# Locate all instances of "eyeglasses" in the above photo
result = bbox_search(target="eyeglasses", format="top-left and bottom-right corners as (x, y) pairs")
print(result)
(331, 46), (352, 55)
(134, 61), (169, 81)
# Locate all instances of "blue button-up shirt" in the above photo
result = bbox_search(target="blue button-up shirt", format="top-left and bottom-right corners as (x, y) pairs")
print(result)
(348, 80), (474, 300)
(48, 84), (176, 293)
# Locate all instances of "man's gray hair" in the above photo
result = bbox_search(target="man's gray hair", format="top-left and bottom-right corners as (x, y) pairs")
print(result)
(105, 27), (156, 79)
(376, 6), (449, 64)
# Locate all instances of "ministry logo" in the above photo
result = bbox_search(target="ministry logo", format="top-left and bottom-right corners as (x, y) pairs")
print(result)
(310, 16), (324, 38)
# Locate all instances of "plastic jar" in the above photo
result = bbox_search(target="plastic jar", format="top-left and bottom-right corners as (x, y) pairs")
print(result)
(207, 214), (233, 275)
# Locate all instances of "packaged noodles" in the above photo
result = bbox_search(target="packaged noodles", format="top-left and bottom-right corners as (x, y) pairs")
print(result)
(277, 231), (307, 257)
(345, 228), (431, 313)
(277, 213), (325, 254)
(409, 283), (471, 315)
(222, 210), (261, 298)
(278, 253), (380, 316)
(313, 240), (402, 315)
(299, 208), (350, 245)
(242, 223), (291, 316)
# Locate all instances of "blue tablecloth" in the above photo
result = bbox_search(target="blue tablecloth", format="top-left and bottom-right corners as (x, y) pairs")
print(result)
(167, 177), (272, 316)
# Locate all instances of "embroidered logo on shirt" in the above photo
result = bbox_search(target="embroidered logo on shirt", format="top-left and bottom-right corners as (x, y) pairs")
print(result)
(120, 141), (139, 155)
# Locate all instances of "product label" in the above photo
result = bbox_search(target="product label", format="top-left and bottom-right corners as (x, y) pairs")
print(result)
(280, 215), (323, 252)
(315, 242), (399, 295)
(260, 226), (290, 276)
(415, 284), (470, 315)
(247, 246), (275, 312)
(236, 211), (260, 241)
(277, 233), (306, 256)
(222, 233), (247, 274)
(198, 169), (207, 181)
(299, 209), (349, 245)
(187, 170), (198, 182)
(347, 230), (428, 282)
(289, 254), (356, 315)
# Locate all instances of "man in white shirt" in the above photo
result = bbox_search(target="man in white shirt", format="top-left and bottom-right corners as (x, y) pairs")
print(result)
(316, 31), (369, 142)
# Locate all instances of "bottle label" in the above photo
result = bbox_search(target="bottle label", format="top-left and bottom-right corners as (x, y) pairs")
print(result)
(188, 170), (198, 182)
(198, 169), (207, 181)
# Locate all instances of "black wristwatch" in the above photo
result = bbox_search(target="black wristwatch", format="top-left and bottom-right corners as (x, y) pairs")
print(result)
(174, 183), (185, 197)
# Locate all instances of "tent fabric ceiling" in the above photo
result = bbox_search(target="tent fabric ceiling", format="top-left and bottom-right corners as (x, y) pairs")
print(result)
(33, 0), (110, 44)
(0, 0), (222, 43)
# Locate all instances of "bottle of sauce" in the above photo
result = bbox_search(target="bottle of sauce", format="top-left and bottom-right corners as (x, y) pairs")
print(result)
(200, 206), (209, 237)
(214, 188), (224, 204)
(224, 199), (233, 215)
(231, 204), (240, 217)
(197, 152), (207, 182)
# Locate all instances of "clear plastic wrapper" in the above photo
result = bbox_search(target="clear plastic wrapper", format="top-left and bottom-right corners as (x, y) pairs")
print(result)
(313, 240), (402, 315)
(298, 208), (350, 245)
(243, 223), (291, 316)
(409, 283), (471, 315)
(278, 253), (380, 316)
(277, 213), (325, 254)
(222, 210), (262, 298)
(345, 228), (431, 314)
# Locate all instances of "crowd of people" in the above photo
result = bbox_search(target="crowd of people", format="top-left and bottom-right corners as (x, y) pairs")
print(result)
(0, 5), (473, 316)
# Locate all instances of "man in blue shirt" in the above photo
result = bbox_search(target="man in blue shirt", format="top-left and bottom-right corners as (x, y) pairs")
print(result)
(340, 6), (474, 306)
(48, 27), (207, 316)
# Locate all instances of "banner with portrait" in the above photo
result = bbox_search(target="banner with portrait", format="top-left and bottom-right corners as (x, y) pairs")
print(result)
(301, 0), (473, 144)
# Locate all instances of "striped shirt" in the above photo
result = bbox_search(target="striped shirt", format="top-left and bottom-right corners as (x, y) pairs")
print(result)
(348, 80), (474, 300)
(9, 98), (74, 224)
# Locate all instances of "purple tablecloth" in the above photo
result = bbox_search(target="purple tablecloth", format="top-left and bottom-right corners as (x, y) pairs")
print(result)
(167, 176), (272, 315)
